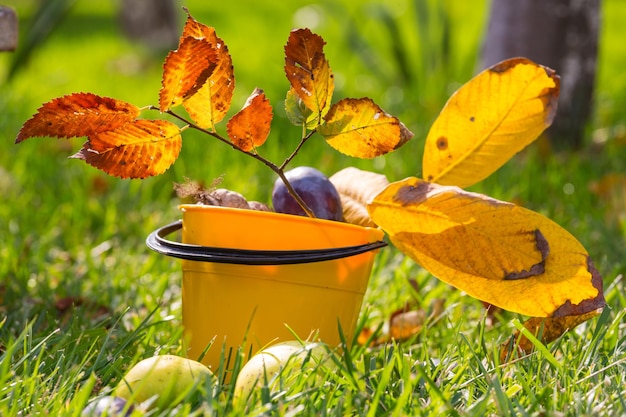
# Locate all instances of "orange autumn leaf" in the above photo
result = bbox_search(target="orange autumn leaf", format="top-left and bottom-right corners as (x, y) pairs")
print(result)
(388, 308), (426, 341)
(71, 119), (182, 179)
(367, 177), (605, 318)
(159, 36), (218, 111)
(318, 98), (413, 158)
(422, 58), (560, 188)
(358, 296), (441, 346)
(226, 88), (272, 152)
(178, 12), (235, 129)
(284, 28), (334, 125)
(16, 93), (140, 143)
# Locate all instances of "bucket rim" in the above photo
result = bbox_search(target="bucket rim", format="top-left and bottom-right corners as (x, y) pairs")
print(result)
(179, 204), (380, 234)
(146, 220), (387, 265)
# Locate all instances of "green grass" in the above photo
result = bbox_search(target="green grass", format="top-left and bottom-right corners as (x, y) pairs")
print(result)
(1, 1), (625, 416)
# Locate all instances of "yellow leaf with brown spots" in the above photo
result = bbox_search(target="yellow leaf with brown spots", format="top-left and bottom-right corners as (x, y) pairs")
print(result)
(318, 98), (413, 158)
(422, 58), (559, 188)
(367, 177), (605, 317)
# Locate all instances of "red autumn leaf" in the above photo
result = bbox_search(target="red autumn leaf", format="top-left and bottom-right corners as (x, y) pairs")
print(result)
(178, 12), (235, 129)
(284, 28), (334, 124)
(16, 93), (140, 143)
(159, 36), (218, 111)
(71, 119), (182, 179)
(226, 88), (273, 152)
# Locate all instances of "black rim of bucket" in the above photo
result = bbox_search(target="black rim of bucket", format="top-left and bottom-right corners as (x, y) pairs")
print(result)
(146, 220), (387, 265)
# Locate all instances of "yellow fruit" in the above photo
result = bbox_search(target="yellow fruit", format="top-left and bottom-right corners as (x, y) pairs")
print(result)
(234, 341), (334, 401)
(114, 355), (213, 410)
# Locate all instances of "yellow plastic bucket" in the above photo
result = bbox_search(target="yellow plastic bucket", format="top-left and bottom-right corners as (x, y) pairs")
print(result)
(146, 204), (386, 373)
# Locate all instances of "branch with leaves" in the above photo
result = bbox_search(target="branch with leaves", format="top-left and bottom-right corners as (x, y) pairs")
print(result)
(15, 10), (605, 359)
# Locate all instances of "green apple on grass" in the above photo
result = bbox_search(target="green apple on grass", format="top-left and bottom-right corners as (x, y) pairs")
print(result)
(234, 340), (336, 401)
(114, 355), (213, 410)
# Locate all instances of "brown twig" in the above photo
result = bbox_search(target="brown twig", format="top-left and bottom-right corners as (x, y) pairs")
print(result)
(152, 106), (317, 218)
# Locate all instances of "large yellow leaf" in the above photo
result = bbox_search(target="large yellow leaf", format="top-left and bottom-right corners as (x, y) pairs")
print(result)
(178, 13), (235, 130)
(367, 177), (605, 317)
(422, 58), (560, 188)
(70, 120), (182, 179)
(318, 98), (413, 158)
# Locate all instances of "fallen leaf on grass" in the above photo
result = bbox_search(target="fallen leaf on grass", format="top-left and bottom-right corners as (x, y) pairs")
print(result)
(358, 297), (445, 346)
(589, 173), (626, 226)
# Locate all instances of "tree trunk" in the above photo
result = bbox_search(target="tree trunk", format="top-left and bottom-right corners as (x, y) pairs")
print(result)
(118, 0), (179, 51)
(481, 0), (600, 149)
(0, 6), (18, 51)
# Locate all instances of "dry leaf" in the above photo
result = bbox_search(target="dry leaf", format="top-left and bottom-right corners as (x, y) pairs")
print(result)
(389, 308), (426, 341)
(329, 167), (389, 227)
(589, 173), (626, 226)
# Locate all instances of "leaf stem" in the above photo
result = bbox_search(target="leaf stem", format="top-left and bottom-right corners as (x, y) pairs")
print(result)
(279, 129), (316, 171)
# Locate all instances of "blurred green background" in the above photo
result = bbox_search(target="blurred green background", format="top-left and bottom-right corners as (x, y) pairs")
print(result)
(1, 0), (624, 318)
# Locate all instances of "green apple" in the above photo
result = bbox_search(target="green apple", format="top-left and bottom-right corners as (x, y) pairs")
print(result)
(234, 340), (335, 401)
(114, 355), (213, 410)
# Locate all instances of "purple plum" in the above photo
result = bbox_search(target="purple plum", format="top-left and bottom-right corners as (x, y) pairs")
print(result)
(272, 166), (343, 221)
